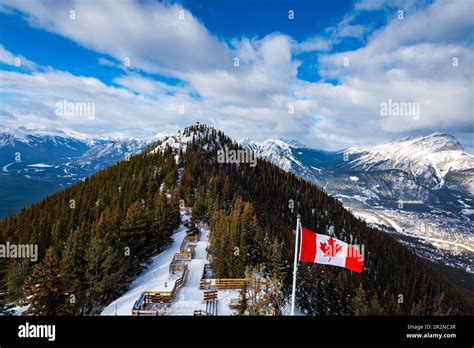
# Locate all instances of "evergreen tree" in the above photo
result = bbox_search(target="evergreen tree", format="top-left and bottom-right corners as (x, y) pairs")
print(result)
(85, 217), (126, 314)
(367, 292), (384, 315)
(0, 124), (472, 315)
(24, 247), (69, 315)
(120, 202), (150, 262)
(351, 284), (369, 315)
(0, 258), (11, 315)
(61, 228), (88, 315)
(237, 286), (248, 315)
(6, 259), (31, 302)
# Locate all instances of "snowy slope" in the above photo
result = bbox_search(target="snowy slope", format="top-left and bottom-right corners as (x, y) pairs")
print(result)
(101, 214), (190, 315)
(149, 126), (211, 155)
(166, 223), (209, 315)
(0, 127), (99, 147)
(101, 212), (240, 316)
(70, 138), (152, 170)
(238, 137), (306, 171)
(240, 133), (474, 276)
(344, 132), (474, 189)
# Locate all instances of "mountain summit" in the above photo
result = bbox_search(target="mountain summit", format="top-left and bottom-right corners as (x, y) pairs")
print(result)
(2, 124), (473, 316)
(240, 132), (474, 280)
(344, 132), (473, 188)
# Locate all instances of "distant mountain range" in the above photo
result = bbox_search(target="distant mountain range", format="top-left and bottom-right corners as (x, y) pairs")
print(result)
(240, 133), (474, 287)
(0, 127), (159, 218)
(4, 124), (473, 316)
(1, 127), (472, 287)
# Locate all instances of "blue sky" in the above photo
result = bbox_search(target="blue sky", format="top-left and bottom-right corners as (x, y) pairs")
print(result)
(0, 0), (472, 150)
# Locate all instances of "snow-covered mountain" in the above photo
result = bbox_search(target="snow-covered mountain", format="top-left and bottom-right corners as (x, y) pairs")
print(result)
(241, 133), (474, 277)
(70, 138), (153, 170)
(2, 126), (472, 278)
(102, 124), (474, 292)
(240, 132), (474, 202)
(344, 132), (474, 190)
(239, 138), (299, 171)
(0, 127), (158, 218)
(0, 127), (98, 148)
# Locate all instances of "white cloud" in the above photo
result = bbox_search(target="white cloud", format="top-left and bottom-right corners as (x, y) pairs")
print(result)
(113, 74), (187, 97)
(293, 37), (332, 54)
(294, 12), (369, 54)
(0, 69), (199, 135)
(296, 0), (474, 148)
(0, 0), (472, 150)
(0, 0), (231, 75)
(0, 44), (37, 70)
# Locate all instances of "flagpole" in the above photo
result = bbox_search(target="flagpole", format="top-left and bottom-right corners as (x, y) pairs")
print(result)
(290, 214), (300, 316)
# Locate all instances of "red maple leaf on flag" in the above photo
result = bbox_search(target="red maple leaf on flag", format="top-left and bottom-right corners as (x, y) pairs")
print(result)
(320, 237), (343, 260)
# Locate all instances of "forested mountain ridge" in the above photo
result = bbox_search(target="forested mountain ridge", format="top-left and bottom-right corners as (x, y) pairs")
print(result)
(239, 135), (474, 288)
(1, 124), (472, 315)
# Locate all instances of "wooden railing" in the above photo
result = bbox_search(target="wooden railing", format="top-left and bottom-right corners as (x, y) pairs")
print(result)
(174, 251), (193, 261)
(132, 269), (188, 315)
(184, 234), (199, 243)
(203, 290), (217, 301)
(180, 207), (192, 214)
(143, 291), (173, 304)
(169, 262), (187, 274)
(180, 234), (198, 252)
(199, 278), (247, 290)
(169, 252), (191, 273)
(173, 269), (187, 293)
(131, 309), (165, 316)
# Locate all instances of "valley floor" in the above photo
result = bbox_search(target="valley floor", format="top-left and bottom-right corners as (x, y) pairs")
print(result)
(351, 208), (474, 282)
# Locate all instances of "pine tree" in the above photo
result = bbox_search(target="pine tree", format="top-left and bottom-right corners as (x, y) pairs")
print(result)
(5, 259), (30, 304)
(351, 284), (369, 315)
(1, 124), (473, 315)
(237, 286), (248, 315)
(0, 258), (11, 315)
(266, 275), (285, 316)
(367, 292), (384, 315)
(269, 240), (284, 280)
(61, 228), (88, 315)
(85, 217), (127, 314)
(386, 294), (402, 315)
(120, 202), (150, 262)
(24, 247), (69, 315)
(168, 191), (182, 232)
(191, 185), (207, 222)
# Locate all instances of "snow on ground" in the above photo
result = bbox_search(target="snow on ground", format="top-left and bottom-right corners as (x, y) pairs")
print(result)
(9, 304), (29, 316)
(101, 211), (243, 316)
(215, 289), (239, 315)
(101, 214), (190, 315)
(334, 193), (370, 204)
(167, 224), (239, 315)
(101, 214), (241, 316)
(166, 226), (208, 315)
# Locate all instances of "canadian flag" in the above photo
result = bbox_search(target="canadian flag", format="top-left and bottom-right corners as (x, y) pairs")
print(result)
(299, 227), (363, 273)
